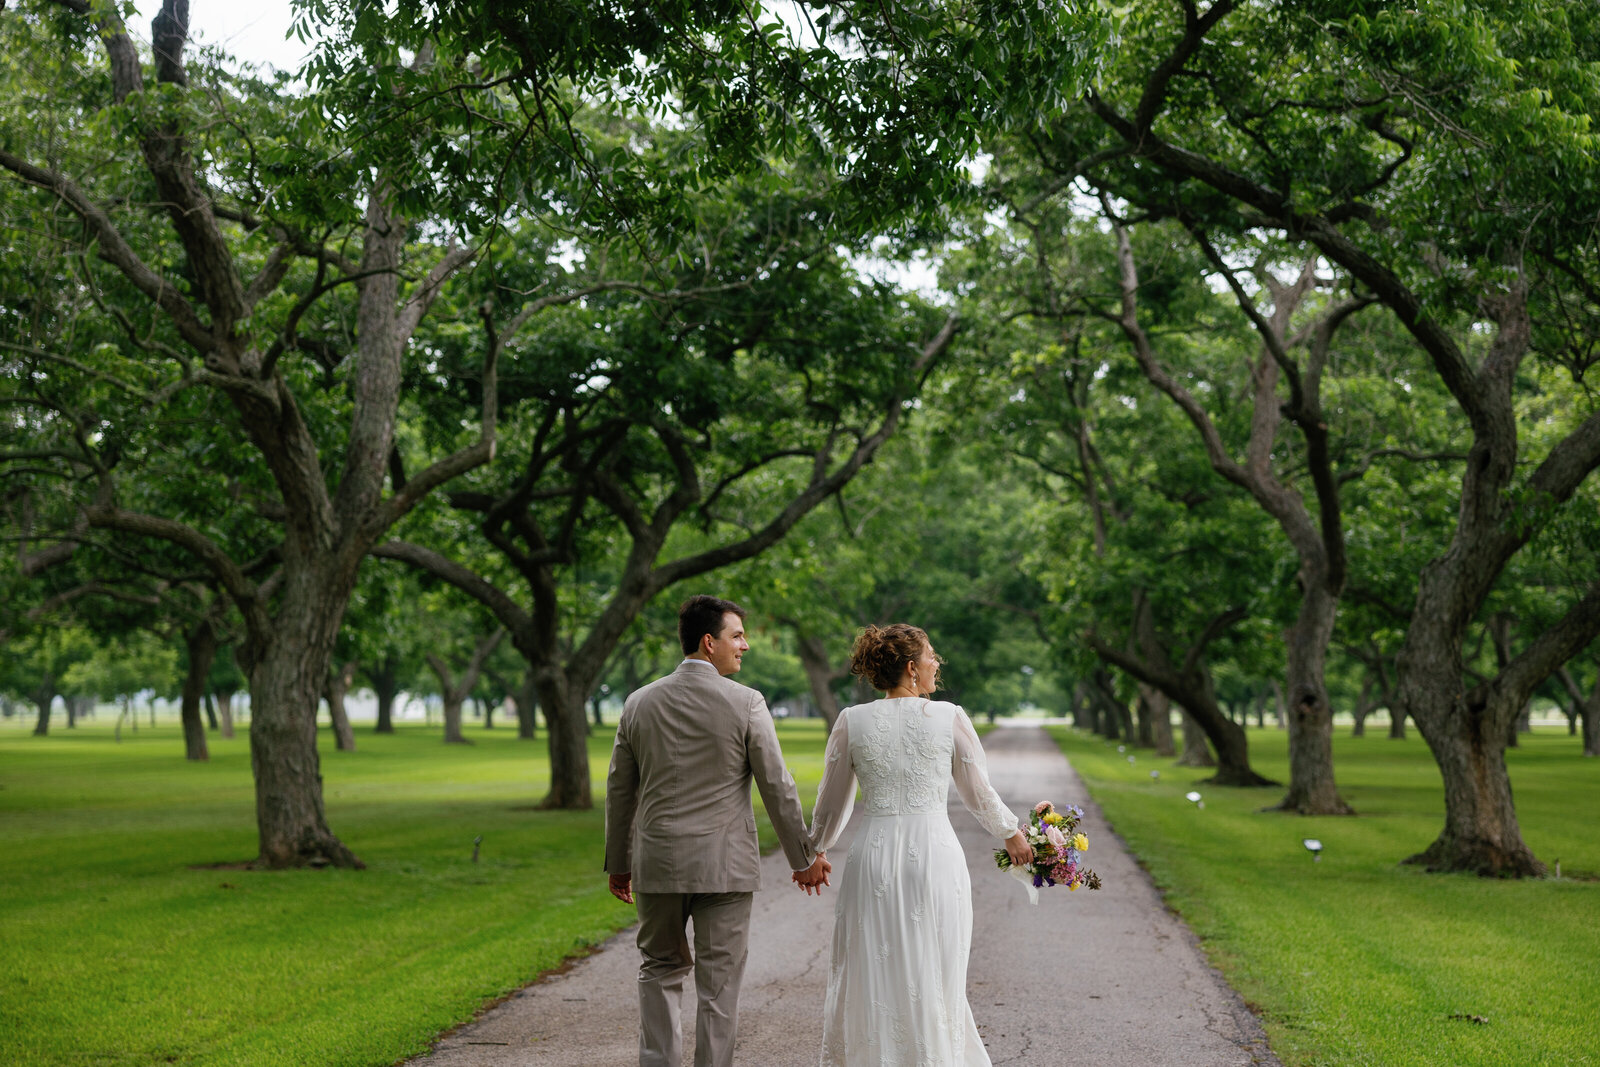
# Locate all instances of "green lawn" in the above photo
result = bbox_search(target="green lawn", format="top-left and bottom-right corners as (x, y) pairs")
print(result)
(0, 714), (832, 1067)
(1049, 725), (1600, 1067)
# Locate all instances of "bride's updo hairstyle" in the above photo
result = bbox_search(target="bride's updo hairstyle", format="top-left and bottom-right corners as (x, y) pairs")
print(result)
(849, 623), (930, 693)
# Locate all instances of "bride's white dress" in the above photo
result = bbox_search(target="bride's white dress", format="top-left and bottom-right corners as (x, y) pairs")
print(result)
(808, 698), (1020, 1066)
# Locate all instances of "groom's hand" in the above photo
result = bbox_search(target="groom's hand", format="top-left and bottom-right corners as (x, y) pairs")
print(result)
(793, 854), (831, 896)
(608, 872), (633, 905)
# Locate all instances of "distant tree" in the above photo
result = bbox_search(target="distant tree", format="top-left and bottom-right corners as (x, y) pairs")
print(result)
(0, 625), (96, 736)
(61, 633), (178, 741)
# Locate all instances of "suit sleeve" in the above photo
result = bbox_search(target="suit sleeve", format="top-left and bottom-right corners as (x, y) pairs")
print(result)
(745, 692), (818, 872)
(603, 706), (639, 874)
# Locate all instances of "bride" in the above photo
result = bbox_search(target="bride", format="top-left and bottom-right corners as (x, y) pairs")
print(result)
(806, 623), (1033, 1066)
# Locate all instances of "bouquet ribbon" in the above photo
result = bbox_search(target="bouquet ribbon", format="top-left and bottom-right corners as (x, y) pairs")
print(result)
(1008, 864), (1041, 906)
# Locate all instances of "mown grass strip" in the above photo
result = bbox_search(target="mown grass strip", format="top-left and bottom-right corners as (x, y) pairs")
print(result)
(1048, 725), (1600, 1067)
(0, 716), (831, 1066)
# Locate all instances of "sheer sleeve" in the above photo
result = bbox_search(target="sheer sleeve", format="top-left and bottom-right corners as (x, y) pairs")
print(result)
(951, 706), (1020, 839)
(808, 709), (856, 854)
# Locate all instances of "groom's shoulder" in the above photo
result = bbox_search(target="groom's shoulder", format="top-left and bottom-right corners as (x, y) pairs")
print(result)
(630, 667), (758, 711)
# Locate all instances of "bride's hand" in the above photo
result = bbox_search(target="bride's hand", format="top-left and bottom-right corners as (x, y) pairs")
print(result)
(1003, 829), (1032, 868)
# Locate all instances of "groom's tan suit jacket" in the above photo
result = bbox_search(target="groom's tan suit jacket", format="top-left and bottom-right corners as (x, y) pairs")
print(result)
(605, 659), (815, 892)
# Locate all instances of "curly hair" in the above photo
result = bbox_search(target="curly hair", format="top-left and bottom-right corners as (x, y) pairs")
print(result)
(848, 623), (933, 693)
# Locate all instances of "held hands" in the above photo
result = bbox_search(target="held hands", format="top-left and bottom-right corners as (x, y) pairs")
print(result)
(608, 872), (633, 905)
(1004, 829), (1033, 868)
(793, 853), (831, 895)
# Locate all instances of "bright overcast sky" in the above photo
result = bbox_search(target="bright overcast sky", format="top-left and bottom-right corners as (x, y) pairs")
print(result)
(133, 0), (306, 73)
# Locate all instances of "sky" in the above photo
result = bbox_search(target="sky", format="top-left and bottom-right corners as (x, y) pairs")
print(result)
(133, 0), (306, 74)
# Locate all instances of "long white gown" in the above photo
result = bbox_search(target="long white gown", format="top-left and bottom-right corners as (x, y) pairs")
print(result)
(807, 698), (1020, 1067)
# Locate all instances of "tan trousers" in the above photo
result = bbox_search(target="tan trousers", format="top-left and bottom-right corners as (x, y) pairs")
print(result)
(634, 891), (753, 1067)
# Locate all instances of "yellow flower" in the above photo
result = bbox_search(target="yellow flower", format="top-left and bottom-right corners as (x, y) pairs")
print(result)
(1043, 813), (1065, 826)
(1072, 833), (1089, 851)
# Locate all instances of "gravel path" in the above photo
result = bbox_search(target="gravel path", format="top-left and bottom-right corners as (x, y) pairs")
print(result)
(406, 724), (1280, 1066)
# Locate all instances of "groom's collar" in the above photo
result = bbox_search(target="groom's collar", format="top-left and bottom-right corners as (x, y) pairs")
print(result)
(678, 657), (717, 672)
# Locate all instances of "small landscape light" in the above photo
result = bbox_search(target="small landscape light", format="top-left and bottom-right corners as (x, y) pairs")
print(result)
(1303, 838), (1322, 862)
(1127, 755), (1136, 764)
(1185, 790), (1204, 810)
(1149, 770), (1160, 780)
(1117, 744), (1126, 753)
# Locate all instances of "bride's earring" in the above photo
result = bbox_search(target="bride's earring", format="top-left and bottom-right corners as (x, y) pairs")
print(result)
(910, 669), (920, 695)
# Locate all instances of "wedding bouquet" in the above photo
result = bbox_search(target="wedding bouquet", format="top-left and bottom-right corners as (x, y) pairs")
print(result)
(994, 801), (1103, 904)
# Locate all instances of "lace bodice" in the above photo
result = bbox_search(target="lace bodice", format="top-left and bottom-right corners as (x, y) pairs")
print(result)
(809, 699), (1019, 852)
(853, 699), (957, 815)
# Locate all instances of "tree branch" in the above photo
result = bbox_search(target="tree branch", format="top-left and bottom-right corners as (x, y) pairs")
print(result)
(370, 541), (533, 638)
(0, 149), (212, 351)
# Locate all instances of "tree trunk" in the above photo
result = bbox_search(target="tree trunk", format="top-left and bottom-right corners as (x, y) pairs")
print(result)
(1176, 708), (1216, 767)
(427, 630), (502, 745)
(425, 653), (467, 744)
(1139, 683), (1176, 757)
(1268, 587), (1353, 814)
(1350, 705), (1368, 738)
(31, 683), (54, 736)
(324, 661), (357, 752)
(247, 589), (363, 870)
(1399, 616), (1543, 876)
(215, 688), (237, 739)
(1489, 614), (1520, 748)
(1564, 665), (1600, 757)
(181, 619), (217, 762)
(1069, 682), (1091, 731)
(795, 630), (843, 730)
(368, 661), (399, 734)
(1134, 690), (1156, 747)
(1083, 685), (1103, 735)
(538, 670), (592, 809)
(1088, 670), (1124, 740)
(1351, 669), (1378, 738)
(440, 692), (467, 743)
(1405, 696), (1543, 876)
(204, 691), (219, 731)
(516, 670), (538, 740)
(1270, 679), (1286, 728)
(483, 697), (496, 729)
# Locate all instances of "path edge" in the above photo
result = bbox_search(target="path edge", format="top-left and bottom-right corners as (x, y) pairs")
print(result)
(1044, 729), (1285, 1067)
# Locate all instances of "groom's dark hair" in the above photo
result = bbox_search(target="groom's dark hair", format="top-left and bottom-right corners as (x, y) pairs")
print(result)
(679, 595), (747, 655)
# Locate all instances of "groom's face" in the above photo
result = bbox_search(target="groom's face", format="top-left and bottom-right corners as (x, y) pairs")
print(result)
(705, 612), (750, 676)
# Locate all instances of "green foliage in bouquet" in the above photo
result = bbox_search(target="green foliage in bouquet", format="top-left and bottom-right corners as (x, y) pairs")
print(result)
(995, 801), (1103, 892)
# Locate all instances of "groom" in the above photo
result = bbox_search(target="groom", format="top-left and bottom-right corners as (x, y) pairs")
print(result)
(605, 594), (831, 1067)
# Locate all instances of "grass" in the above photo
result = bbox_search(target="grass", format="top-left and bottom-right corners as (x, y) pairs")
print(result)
(1048, 724), (1600, 1067)
(0, 713), (833, 1067)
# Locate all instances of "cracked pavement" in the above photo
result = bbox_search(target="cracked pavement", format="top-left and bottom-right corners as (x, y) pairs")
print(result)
(406, 724), (1280, 1066)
